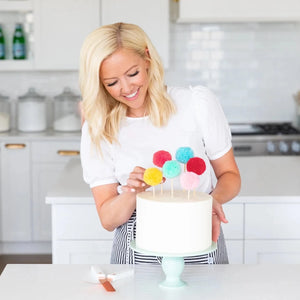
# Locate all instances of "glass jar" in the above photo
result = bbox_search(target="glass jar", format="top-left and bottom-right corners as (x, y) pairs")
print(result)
(53, 87), (81, 132)
(0, 93), (10, 132)
(17, 87), (47, 132)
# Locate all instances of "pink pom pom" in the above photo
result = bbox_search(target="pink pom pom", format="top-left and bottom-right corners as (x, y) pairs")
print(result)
(180, 172), (200, 191)
(187, 157), (206, 175)
(153, 150), (172, 168)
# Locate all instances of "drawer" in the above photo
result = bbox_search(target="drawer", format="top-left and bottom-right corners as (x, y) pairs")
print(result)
(52, 204), (114, 240)
(31, 141), (80, 162)
(222, 203), (244, 239)
(245, 203), (300, 239)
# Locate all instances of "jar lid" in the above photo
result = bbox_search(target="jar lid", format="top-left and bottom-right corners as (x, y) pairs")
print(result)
(18, 87), (45, 101)
(54, 87), (80, 102)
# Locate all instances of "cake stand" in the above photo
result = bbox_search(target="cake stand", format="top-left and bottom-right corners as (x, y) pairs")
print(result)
(130, 240), (217, 288)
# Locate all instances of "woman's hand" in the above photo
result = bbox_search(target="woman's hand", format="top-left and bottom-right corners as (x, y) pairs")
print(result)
(212, 198), (228, 242)
(121, 166), (150, 193)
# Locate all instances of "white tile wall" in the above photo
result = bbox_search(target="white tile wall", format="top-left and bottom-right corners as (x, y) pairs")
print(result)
(1, 22), (300, 124)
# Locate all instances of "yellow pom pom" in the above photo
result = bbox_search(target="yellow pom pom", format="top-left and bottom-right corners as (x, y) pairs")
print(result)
(143, 167), (163, 186)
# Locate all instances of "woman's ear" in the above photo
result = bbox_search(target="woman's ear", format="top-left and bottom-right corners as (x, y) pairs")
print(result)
(145, 47), (150, 58)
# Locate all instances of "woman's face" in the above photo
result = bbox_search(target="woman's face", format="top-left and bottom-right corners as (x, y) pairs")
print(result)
(100, 48), (150, 117)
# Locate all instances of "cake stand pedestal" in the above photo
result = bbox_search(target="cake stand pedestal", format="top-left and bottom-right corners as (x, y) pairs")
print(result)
(130, 240), (217, 288)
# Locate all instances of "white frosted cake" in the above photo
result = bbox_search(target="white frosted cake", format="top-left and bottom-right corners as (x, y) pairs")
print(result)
(136, 190), (212, 254)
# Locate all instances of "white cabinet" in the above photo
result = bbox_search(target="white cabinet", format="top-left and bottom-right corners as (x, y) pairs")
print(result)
(101, 0), (169, 68)
(175, 0), (300, 22)
(0, 142), (31, 241)
(0, 137), (80, 254)
(50, 204), (114, 264)
(31, 141), (80, 241)
(244, 203), (300, 264)
(245, 241), (300, 264)
(0, 0), (100, 70)
(34, 0), (100, 70)
(223, 203), (244, 264)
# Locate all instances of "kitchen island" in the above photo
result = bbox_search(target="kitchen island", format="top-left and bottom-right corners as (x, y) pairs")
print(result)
(0, 263), (299, 299)
(46, 157), (300, 264)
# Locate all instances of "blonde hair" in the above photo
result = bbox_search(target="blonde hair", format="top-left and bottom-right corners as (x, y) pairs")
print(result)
(79, 23), (176, 150)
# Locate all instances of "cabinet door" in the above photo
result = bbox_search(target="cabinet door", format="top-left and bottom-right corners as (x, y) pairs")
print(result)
(32, 162), (66, 241)
(34, 0), (100, 70)
(101, 0), (169, 68)
(245, 240), (300, 264)
(31, 141), (80, 241)
(176, 0), (300, 22)
(0, 142), (31, 241)
(53, 240), (113, 264)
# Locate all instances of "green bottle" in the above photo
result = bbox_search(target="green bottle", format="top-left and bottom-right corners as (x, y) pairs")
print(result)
(13, 23), (26, 59)
(0, 24), (5, 60)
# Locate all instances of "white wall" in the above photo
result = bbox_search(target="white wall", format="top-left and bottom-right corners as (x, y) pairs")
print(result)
(1, 22), (300, 124)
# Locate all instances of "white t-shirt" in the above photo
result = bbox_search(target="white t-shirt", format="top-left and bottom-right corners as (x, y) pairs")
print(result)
(80, 85), (232, 193)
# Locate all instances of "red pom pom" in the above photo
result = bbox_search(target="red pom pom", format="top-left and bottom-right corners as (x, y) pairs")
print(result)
(153, 150), (172, 168)
(187, 157), (206, 175)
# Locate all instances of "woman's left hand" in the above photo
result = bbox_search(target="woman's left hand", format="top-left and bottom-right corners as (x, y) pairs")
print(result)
(212, 198), (228, 242)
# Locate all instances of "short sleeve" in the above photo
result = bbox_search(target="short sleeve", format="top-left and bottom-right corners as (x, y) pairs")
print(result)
(192, 86), (232, 160)
(80, 121), (118, 188)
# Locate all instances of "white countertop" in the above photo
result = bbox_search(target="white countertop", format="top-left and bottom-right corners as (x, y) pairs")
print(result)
(0, 264), (299, 300)
(46, 156), (300, 205)
(0, 129), (80, 141)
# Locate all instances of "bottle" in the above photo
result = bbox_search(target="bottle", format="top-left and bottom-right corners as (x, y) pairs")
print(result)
(13, 23), (26, 59)
(0, 24), (5, 60)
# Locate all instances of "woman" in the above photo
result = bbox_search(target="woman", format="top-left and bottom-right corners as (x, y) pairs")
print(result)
(80, 23), (241, 264)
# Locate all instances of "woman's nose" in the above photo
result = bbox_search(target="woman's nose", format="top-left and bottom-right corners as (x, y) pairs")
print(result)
(120, 78), (131, 93)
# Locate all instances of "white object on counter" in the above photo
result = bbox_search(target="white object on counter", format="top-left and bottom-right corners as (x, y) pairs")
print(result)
(0, 112), (10, 132)
(17, 101), (46, 132)
(53, 113), (81, 132)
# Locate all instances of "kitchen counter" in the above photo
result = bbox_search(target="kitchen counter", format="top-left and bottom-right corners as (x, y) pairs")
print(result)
(0, 129), (81, 141)
(0, 263), (299, 299)
(46, 157), (300, 205)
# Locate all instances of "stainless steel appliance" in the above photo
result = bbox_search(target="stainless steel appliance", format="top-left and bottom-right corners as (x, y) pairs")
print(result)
(231, 123), (300, 156)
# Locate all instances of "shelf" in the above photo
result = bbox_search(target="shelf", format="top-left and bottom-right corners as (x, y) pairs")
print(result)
(0, 59), (34, 71)
(0, 0), (33, 12)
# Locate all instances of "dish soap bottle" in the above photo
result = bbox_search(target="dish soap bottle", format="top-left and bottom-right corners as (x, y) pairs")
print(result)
(13, 23), (26, 59)
(0, 24), (5, 60)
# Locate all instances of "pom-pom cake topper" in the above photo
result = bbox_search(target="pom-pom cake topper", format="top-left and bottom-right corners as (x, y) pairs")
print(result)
(175, 147), (194, 164)
(143, 147), (207, 199)
(187, 157), (206, 175)
(153, 150), (172, 168)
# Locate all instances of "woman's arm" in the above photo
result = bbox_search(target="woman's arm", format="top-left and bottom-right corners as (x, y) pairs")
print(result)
(209, 148), (241, 242)
(91, 166), (149, 231)
(210, 148), (241, 205)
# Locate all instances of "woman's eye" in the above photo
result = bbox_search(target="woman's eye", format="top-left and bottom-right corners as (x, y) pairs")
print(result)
(128, 70), (139, 77)
(107, 81), (117, 87)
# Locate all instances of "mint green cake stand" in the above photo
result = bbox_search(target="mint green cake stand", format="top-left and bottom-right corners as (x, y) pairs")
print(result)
(130, 240), (217, 288)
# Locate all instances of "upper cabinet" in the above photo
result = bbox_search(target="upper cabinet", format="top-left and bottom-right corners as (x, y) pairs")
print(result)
(0, 0), (100, 71)
(174, 0), (300, 22)
(34, 0), (100, 70)
(101, 0), (169, 68)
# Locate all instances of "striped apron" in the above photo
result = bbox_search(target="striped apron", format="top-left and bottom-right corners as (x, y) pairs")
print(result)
(110, 210), (229, 265)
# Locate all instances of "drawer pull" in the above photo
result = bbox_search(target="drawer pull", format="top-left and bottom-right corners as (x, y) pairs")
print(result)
(57, 150), (80, 156)
(5, 143), (26, 149)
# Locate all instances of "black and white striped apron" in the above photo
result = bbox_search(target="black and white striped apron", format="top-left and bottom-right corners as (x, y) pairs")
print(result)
(110, 210), (229, 265)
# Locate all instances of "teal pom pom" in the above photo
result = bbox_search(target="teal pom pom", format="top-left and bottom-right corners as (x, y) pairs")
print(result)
(162, 160), (181, 178)
(175, 147), (194, 164)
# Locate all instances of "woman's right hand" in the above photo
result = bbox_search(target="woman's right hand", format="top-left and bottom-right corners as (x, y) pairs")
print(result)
(121, 166), (150, 193)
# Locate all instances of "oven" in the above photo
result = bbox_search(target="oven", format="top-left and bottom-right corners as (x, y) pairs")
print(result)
(230, 123), (300, 157)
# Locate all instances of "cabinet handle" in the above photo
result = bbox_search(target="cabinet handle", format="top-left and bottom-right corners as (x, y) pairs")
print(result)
(57, 150), (80, 156)
(5, 143), (26, 149)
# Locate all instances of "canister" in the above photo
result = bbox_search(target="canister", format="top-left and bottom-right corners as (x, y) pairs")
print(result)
(53, 87), (81, 132)
(0, 93), (10, 132)
(17, 88), (47, 132)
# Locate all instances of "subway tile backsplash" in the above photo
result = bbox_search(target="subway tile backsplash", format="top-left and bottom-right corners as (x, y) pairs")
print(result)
(1, 22), (300, 124)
